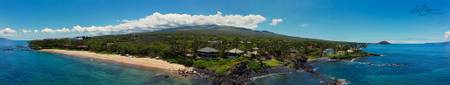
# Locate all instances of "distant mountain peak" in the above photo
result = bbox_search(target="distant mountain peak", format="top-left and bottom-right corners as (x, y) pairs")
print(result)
(156, 25), (250, 32)
(113, 25), (305, 42)
(151, 25), (262, 34)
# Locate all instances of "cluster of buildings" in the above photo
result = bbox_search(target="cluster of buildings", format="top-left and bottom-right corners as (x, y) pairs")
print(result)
(322, 48), (360, 55)
(194, 46), (361, 59)
(195, 47), (259, 59)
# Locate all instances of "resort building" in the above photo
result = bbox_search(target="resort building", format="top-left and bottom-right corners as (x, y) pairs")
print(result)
(197, 47), (219, 59)
(227, 48), (244, 58)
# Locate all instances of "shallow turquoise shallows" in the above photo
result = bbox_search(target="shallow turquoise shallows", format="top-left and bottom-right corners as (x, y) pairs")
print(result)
(255, 44), (450, 85)
(0, 41), (201, 85)
(2, 41), (450, 85)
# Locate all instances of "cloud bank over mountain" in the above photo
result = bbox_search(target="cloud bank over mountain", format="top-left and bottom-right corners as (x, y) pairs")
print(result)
(5, 12), (266, 35)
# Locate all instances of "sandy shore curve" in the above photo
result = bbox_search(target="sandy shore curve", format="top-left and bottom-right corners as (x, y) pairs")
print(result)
(40, 49), (192, 72)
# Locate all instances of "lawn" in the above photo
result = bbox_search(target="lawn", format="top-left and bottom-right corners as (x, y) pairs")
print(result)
(262, 59), (282, 67)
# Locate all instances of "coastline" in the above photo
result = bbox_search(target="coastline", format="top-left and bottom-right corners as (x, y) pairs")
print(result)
(40, 49), (193, 72)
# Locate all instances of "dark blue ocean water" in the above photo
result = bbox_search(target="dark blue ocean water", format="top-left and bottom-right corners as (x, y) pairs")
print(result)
(255, 44), (450, 85)
(2, 41), (450, 85)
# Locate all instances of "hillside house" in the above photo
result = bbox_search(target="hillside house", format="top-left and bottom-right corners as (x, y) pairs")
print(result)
(197, 47), (219, 59)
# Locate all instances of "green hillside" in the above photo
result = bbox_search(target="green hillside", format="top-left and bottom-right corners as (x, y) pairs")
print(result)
(29, 25), (370, 75)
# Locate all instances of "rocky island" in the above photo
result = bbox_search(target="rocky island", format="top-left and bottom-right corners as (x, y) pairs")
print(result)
(378, 41), (391, 44)
(29, 25), (376, 85)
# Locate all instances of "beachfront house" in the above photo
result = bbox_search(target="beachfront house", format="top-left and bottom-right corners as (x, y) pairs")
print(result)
(227, 48), (244, 58)
(197, 47), (219, 59)
(323, 48), (335, 55)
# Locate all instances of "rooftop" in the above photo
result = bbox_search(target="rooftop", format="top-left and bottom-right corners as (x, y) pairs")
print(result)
(197, 47), (219, 53)
(227, 48), (244, 53)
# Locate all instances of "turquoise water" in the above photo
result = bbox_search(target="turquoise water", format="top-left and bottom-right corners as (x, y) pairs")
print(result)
(2, 41), (450, 85)
(0, 41), (197, 85)
(256, 44), (450, 85)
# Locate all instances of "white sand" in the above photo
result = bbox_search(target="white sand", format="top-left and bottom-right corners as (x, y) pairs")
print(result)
(40, 49), (192, 72)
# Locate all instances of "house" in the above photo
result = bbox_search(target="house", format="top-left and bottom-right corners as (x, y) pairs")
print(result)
(337, 51), (346, 54)
(227, 48), (244, 58)
(323, 48), (335, 55)
(347, 49), (354, 53)
(197, 47), (219, 59)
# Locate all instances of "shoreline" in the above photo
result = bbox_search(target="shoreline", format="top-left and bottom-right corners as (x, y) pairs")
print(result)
(40, 49), (193, 73)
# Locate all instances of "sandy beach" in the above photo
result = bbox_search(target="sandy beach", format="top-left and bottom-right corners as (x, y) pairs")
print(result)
(40, 49), (192, 72)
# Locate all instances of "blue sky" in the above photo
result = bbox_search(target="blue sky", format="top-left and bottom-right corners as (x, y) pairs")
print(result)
(0, 0), (449, 43)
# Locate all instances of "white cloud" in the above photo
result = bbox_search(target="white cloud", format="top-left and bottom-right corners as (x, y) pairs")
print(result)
(56, 28), (70, 32)
(445, 31), (450, 41)
(40, 28), (70, 33)
(67, 11), (266, 34)
(22, 29), (32, 33)
(269, 18), (283, 26)
(41, 28), (56, 33)
(300, 24), (310, 27)
(0, 28), (17, 36)
(13, 12), (267, 36)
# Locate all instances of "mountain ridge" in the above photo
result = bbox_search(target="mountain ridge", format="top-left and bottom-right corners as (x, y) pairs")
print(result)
(120, 25), (346, 44)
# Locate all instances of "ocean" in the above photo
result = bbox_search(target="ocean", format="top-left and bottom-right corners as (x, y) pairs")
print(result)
(0, 41), (198, 85)
(1, 41), (450, 85)
(255, 44), (450, 85)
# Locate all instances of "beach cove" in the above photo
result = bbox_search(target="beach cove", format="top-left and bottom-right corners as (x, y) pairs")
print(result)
(0, 41), (202, 85)
(2, 40), (450, 85)
(40, 49), (193, 72)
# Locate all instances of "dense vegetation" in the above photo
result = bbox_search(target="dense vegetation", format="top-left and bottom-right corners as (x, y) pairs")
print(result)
(29, 25), (370, 75)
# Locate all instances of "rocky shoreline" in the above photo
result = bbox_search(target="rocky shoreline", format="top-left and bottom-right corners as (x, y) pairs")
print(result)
(177, 59), (353, 85)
